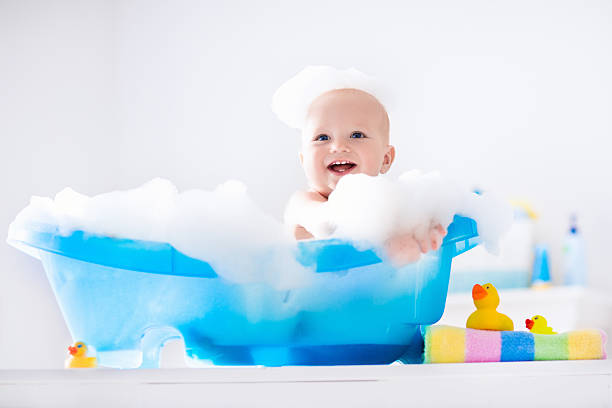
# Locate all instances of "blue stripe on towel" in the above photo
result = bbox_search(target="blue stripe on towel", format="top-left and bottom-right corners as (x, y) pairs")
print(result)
(501, 331), (534, 361)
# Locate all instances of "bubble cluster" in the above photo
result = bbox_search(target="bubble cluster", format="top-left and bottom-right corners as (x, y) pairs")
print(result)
(10, 173), (512, 287)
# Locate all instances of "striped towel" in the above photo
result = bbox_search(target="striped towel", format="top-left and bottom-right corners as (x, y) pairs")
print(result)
(423, 325), (607, 363)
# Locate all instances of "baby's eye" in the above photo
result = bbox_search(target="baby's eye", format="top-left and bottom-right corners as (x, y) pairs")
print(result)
(314, 134), (329, 141)
(351, 131), (365, 138)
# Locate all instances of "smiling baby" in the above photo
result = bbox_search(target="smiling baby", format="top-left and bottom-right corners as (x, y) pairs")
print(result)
(272, 66), (446, 266)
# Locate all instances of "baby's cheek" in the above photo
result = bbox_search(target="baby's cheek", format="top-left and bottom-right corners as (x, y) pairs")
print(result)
(358, 160), (381, 177)
(303, 161), (323, 182)
(365, 153), (388, 176)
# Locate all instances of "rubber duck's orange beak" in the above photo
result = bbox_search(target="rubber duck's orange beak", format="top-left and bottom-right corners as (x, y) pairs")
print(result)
(68, 346), (77, 355)
(472, 284), (487, 300)
(525, 319), (534, 330)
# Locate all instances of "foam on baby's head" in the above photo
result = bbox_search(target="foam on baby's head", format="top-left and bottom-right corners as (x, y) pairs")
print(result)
(271, 66), (394, 131)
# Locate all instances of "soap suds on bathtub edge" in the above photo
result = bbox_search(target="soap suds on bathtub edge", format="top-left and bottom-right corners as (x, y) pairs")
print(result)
(9, 172), (512, 288)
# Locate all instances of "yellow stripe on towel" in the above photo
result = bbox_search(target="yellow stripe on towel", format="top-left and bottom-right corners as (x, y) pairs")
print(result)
(426, 325), (465, 363)
(568, 330), (605, 360)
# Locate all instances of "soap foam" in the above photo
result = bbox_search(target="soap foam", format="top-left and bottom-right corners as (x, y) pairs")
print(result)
(10, 173), (512, 287)
(315, 171), (513, 255)
(272, 66), (395, 131)
(12, 179), (311, 289)
(166, 182), (312, 289)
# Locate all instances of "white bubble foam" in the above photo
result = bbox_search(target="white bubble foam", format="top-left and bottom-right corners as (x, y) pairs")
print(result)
(10, 173), (512, 288)
(272, 66), (395, 131)
(11, 179), (311, 289)
(300, 170), (513, 254)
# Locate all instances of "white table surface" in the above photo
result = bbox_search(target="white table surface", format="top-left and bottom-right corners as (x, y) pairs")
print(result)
(2, 360), (611, 407)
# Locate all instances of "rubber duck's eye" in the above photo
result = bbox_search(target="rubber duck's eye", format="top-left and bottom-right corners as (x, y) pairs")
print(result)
(534, 317), (539, 320)
(485, 286), (490, 289)
(351, 131), (365, 138)
(314, 134), (329, 141)
(77, 344), (82, 348)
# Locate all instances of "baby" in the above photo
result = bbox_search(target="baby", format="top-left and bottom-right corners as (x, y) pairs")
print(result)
(273, 66), (446, 266)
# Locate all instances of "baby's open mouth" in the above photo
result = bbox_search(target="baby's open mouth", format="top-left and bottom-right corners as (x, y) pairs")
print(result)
(327, 160), (357, 175)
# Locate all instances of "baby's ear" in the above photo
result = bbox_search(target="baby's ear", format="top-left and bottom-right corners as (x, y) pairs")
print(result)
(380, 145), (396, 174)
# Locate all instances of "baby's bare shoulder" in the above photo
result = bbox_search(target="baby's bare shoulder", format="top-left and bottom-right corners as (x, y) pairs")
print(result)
(285, 190), (329, 240)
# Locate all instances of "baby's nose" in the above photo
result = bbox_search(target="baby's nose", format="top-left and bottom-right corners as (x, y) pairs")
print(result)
(331, 139), (350, 152)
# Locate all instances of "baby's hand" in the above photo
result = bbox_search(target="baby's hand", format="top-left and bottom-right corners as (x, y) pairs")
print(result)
(384, 224), (447, 268)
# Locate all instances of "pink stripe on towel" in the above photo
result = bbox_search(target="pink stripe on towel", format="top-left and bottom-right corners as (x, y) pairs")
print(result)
(465, 328), (502, 362)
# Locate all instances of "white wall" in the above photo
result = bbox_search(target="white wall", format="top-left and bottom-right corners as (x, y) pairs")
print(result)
(0, 0), (118, 368)
(1, 0), (611, 368)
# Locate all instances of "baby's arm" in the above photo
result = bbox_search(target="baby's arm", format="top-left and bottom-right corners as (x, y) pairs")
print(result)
(284, 190), (334, 240)
(384, 224), (447, 267)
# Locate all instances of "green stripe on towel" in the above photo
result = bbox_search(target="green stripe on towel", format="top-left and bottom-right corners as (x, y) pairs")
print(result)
(534, 333), (569, 360)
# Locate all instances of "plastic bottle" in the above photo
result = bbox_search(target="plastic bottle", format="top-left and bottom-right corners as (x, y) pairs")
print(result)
(531, 244), (551, 289)
(562, 215), (587, 286)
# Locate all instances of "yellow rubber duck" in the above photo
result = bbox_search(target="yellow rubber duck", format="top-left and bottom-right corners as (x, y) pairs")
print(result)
(65, 341), (97, 368)
(525, 315), (557, 334)
(466, 283), (514, 331)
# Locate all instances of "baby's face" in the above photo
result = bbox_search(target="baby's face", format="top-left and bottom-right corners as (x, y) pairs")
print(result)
(299, 89), (395, 198)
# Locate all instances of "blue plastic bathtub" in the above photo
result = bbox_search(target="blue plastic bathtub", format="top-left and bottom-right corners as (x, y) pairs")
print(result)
(8, 215), (479, 368)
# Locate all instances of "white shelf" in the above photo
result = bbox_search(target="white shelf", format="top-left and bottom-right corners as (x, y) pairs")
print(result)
(1, 361), (611, 407)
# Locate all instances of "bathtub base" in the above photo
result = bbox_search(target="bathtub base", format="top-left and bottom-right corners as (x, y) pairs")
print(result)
(185, 343), (424, 367)
(94, 332), (425, 368)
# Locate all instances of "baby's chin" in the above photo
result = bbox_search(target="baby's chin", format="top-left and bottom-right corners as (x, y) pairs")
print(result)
(324, 176), (348, 197)
(307, 182), (333, 199)
(326, 168), (381, 192)
(311, 169), (363, 197)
